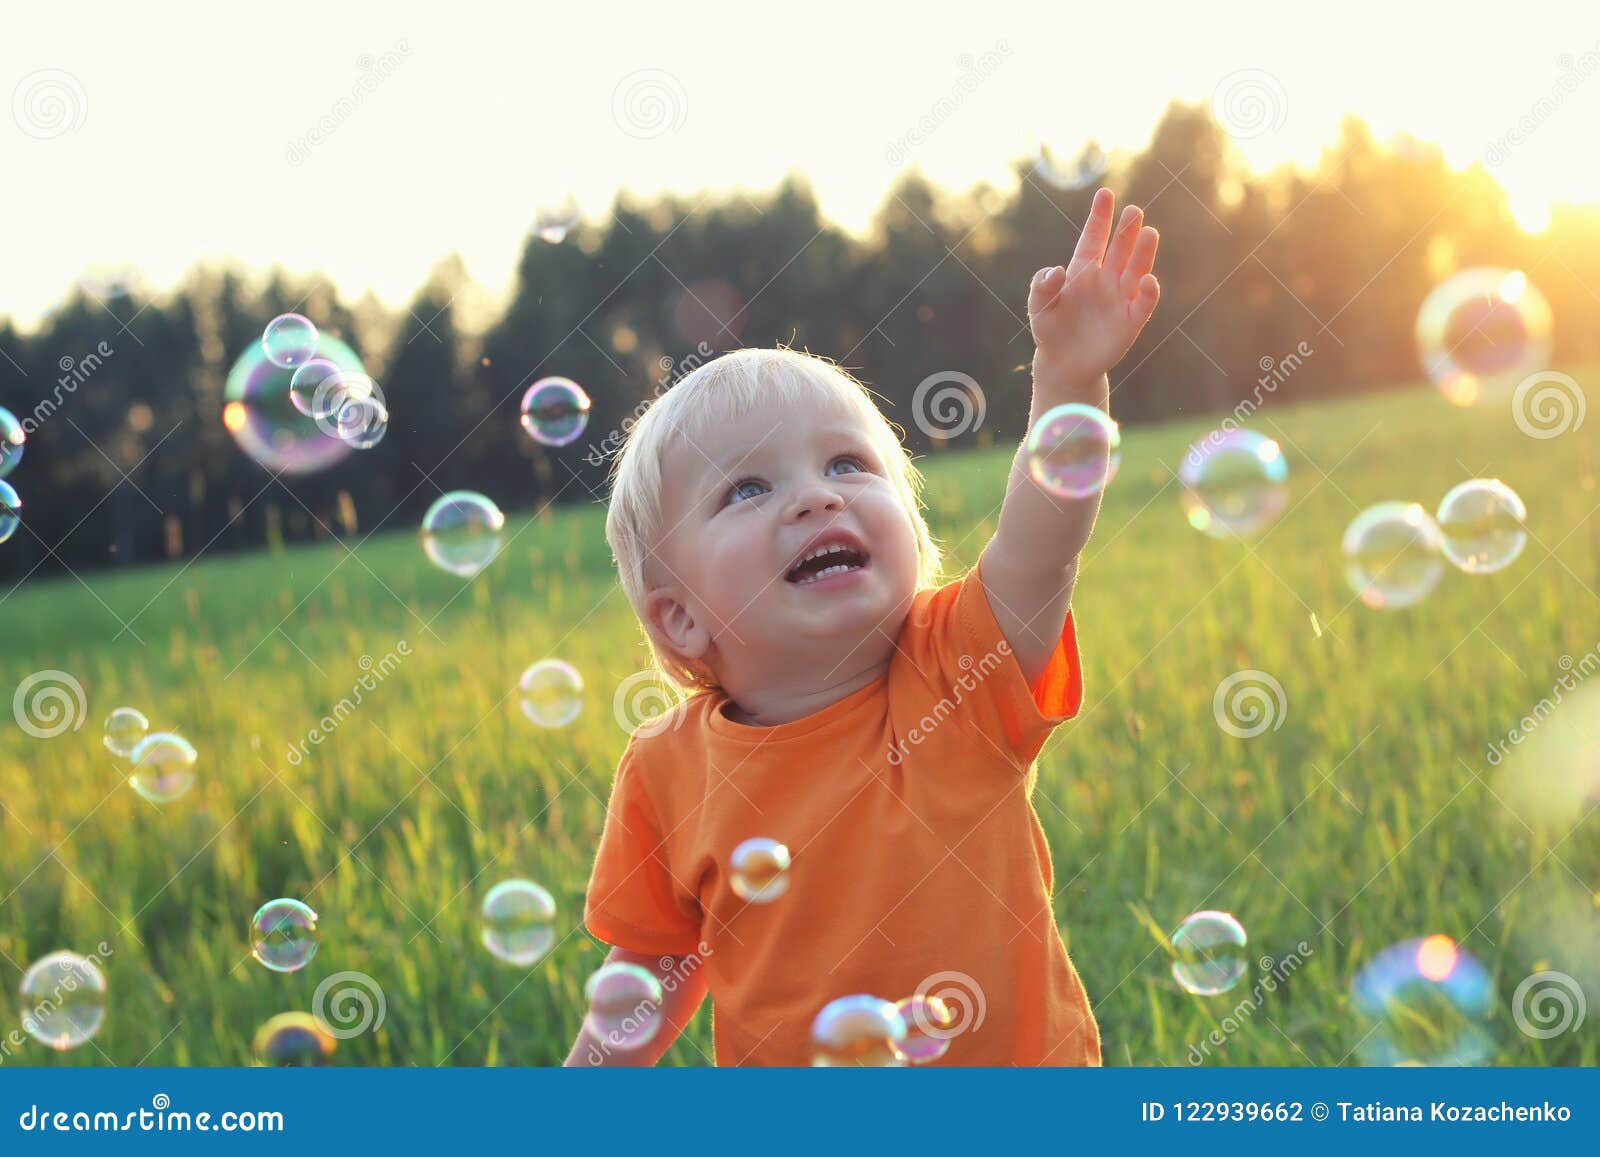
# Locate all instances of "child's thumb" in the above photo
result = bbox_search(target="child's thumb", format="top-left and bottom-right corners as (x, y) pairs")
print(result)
(1028, 266), (1064, 317)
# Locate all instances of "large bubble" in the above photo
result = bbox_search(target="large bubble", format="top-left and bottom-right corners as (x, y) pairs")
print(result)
(1416, 268), (1552, 407)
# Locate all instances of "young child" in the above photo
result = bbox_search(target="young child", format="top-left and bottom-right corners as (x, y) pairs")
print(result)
(568, 187), (1160, 1066)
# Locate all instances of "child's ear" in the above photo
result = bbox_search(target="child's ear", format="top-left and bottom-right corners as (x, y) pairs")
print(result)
(644, 587), (712, 664)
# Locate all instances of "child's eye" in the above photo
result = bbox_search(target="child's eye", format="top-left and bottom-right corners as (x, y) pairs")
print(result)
(830, 455), (867, 475)
(726, 478), (769, 504)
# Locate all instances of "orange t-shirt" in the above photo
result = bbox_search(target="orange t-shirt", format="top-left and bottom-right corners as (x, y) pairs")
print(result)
(583, 554), (1101, 1066)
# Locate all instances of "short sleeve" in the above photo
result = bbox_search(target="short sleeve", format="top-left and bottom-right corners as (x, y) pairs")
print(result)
(903, 554), (1084, 770)
(583, 743), (704, 955)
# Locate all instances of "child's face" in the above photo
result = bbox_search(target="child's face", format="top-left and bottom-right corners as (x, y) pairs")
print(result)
(647, 391), (920, 689)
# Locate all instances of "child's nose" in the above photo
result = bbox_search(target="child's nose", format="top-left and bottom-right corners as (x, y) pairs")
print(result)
(787, 483), (845, 520)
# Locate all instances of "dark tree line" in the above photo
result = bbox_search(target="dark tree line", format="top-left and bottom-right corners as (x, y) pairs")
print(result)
(4, 103), (1598, 581)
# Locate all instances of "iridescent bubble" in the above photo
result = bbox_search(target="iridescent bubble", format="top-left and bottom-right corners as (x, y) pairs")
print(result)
(893, 994), (956, 1063)
(1351, 934), (1494, 1065)
(0, 407), (25, 478)
(481, 879), (556, 966)
(288, 358), (344, 418)
(1342, 502), (1447, 610)
(1416, 268), (1552, 406)
(1034, 140), (1108, 190)
(19, 951), (107, 1050)
(252, 1012), (337, 1066)
(261, 313), (320, 369)
(0, 480), (22, 544)
(223, 334), (365, 474)
(1179, 430), (1289, 539)
(421, 491), (505, 578)
(1025, 403), (1121, 499)
(533, 195), (581, 243)
(1170, 910), (1248, 996)
(729, 837), (791, 904)
(811, 994), (908, 1066)
(583, 962), (664, 1050)
(520, 378), (592, 448)
(333, 394), (389, 450)
(518, 659), (584, 728)
(128, 732), (196, 804)
(250, 898), (321, 973)
(103, 707), (149, 759)
(1435, 478), (1527, 574)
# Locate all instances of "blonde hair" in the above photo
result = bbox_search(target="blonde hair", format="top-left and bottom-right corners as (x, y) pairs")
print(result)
(604, 347), (945, 694)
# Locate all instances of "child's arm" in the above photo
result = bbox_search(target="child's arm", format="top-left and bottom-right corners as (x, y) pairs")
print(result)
(562, 945), (709, 1066)
(983, 187), (1161, 686)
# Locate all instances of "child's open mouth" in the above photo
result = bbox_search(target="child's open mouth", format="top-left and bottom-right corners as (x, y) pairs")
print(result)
(784, 539), (871, 586)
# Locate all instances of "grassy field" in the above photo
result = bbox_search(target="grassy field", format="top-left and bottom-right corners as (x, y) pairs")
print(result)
(2, 370), (1597, 1067)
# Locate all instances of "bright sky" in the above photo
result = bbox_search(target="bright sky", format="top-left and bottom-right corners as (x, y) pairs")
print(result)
(5, 0), (1598, 332)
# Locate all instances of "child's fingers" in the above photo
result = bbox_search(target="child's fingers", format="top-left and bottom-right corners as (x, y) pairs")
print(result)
(1027, 265), (1065, 316)
(1102, 205), (1144, 276)
(1069, 187), (1115, 269)
(1119, 226), (1160, 299)
(1131, 274), (1161, 326)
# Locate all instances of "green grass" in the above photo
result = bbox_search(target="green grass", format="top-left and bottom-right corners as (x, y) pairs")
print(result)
(2, 370), (1597, 1067)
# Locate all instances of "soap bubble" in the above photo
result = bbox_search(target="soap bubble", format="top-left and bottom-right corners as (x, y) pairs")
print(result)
(0, 480), (22, 544)
(533, 195), (581, 243)
(583, 962), (664, 1050)
(1170, 910), (1248, 995)
(1342, 502), (1446, 610)
(19, 951), (107, 1050)
(1435, 478), (1527, 574)
(252, 1012), (337, 1066)
(520, 377), (592, 447)
(128, 732), (196, 803)
(518, 660), (584, 728)
(729, 837), (791, 903)
(893, 994), (956, 1063)
(1179, 430), (1289, 538)
(811, 994), (908, 1066)
(1416, 268), (1552, 406)
(421, 491), (505, 578)
(251, 899), (321, 973)
(481, 879), (556, 966)
(1034, 140), (1108, 190)
(1351, 935), (1494, 1065)
(224, 334), (365, 474)
(0, 407), (25, 478)
(261, 313), (320, 369)
(1025, 403), (1121, 499)
(288, 358), (346, 418)
(332, 393), (389, 450)
(103, 707), (149, 759)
